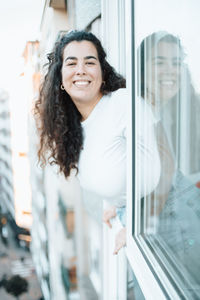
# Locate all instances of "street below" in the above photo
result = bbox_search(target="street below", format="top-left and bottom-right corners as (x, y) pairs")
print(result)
(0, 221), (43, 300)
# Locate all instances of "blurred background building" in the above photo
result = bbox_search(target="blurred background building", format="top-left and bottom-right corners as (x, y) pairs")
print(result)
(0, 89), (13, 217)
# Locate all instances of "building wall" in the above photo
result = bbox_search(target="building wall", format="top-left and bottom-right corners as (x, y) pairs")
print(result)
(74, 0), (101, 29)
(0, 90), (14, 216)
(0, 84), (32, 229)
(40, 4), (69, 68)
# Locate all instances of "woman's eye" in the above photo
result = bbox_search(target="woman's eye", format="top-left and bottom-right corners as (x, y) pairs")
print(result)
(152, 59), (164, 66)
(86, 61), (95, 65)
(67, 62), (76, 66)
(155, 60), (164, 66)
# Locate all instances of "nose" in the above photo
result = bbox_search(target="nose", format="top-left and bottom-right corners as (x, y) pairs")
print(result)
(76, 62), (86, 75)
(163, 60), (177, 74)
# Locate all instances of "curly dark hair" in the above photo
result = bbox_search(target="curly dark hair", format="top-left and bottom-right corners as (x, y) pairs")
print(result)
(34, 30), (126, 177)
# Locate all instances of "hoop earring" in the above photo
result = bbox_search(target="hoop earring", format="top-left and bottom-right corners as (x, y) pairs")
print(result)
(61, 84), (65, 90)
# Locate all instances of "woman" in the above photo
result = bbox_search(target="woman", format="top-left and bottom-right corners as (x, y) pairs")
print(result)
(34, 30), (160, 254)
(138, 32), (181, 214)
(139, 31), (200, 289)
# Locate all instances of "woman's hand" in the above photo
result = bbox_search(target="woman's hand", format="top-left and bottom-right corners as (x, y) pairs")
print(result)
(103, 206), (117, 228)
(113, 227), (126, 255)
(103, 206), (126, 254)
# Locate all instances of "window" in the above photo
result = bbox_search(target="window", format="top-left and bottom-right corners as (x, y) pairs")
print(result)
(127, 0), (200, 298)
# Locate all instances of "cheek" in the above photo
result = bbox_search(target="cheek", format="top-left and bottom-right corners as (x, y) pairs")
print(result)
(146, 69), (156, 89)
(176, 70), (181, 80)
(61, 68), (66, 82)
(62, 69), (72, 84)
(94, 66), (103, 81)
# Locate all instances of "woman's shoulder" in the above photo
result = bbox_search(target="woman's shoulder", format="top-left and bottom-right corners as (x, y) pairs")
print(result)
(108, 88), (128, 111)
(137, 97), (157, 125)
(104, 91), (156, 125)
(107, 90), (155, 121)
(110, 88), (128, 101)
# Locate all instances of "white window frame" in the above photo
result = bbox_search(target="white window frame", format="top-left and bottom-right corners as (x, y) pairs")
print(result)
(101, 0), (128, 299)
(125, 0), (186, 299)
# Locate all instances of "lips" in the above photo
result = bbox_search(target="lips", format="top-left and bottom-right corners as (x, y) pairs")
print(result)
(73, 80), (91, 87)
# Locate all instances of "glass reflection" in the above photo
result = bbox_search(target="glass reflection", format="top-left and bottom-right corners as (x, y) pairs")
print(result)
(137, 31), (200, 294)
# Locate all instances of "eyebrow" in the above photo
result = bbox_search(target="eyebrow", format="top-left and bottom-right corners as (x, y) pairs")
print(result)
(64, 55), (98, 62)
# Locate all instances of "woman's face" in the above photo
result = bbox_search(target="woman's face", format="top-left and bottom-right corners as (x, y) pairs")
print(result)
(146, 41), (183, 105)
(61, 40), (103, 107)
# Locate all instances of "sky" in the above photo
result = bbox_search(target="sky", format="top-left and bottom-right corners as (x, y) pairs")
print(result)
(0, 0), (44, 90)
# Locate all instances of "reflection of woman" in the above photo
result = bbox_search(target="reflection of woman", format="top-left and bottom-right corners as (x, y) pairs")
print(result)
(34, 31), (160, 254)
(139, 31), (200, 174)
(139, 31), (200, 290)
(139, 32), (180, 210)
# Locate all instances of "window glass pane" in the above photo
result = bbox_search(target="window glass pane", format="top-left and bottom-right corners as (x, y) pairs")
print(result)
(134, 0), (200, 297)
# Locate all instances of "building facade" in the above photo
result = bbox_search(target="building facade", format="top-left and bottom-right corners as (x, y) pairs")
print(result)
(0, 89), (14, 217)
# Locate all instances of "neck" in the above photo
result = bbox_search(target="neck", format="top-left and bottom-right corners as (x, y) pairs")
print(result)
(75, 94), (103, 121)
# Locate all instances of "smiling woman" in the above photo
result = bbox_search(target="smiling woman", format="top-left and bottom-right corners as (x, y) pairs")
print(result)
(34, 30), (126, 178)
(34, 30), (160, 255)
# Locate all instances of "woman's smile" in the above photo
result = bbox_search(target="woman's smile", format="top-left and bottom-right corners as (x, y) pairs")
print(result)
(73, 80), (91, 87)
(159, 80), (176, 86)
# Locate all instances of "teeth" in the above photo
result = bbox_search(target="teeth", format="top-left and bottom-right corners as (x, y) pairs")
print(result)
(74, 81), (90, 86)
(160, 80), (174, 86)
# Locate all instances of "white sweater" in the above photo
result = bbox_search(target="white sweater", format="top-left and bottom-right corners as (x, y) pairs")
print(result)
(78, 88), (160, 207)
